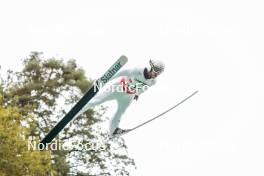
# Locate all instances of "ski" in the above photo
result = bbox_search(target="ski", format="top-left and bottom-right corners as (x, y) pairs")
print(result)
(110, 90), (198, 139)
(40, 55), (128, 147)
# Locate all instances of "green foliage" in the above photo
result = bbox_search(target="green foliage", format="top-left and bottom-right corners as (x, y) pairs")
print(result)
(0, 52), (136, 175)
(0, 96), (52, 176)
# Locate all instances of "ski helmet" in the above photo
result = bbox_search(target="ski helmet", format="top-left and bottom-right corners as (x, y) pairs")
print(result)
(149, 59), (165, 74)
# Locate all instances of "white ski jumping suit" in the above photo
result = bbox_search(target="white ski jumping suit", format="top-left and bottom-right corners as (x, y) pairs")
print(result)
(78, 68), (156, 135)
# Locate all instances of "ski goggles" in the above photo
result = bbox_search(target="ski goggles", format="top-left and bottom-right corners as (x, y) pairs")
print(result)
(150, 67), (161, 75)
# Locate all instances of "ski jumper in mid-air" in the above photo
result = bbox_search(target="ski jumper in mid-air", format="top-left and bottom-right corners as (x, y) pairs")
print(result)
(77, 59), (165, 136)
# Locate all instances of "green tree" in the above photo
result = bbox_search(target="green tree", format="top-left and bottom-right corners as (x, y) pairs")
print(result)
(0, 94), (52, 176)
(1, 52), (136, 175)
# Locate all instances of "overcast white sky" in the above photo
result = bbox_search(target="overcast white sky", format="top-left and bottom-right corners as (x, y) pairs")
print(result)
(1, 0), (264, 175)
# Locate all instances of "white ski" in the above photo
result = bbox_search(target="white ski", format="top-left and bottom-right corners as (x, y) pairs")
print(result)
(110, 90), (198, 139)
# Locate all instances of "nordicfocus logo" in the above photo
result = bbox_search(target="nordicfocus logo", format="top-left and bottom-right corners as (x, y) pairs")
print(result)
(94, 79), (150, 93)
(28, 137), (106, 151)
(100, 61), (122, 84)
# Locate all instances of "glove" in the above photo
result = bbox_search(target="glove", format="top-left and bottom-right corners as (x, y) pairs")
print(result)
(134, 95), (139, 101)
